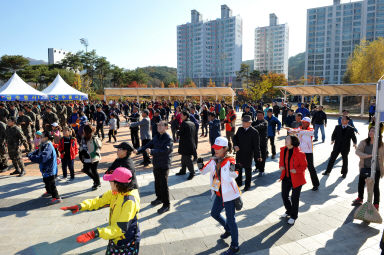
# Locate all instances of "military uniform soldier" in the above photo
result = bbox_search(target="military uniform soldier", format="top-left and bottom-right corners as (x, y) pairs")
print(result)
(42, 106), (59, 132)
(57, 102), (67, 128)
(6, 117), (27, 177)
(25, 105), (36, 135)
(66, 103), (73, 124)
(17, 110), (33, 152)
(0, 121), (8, 172)
(32, 102), (41, 131)
(0, 103), (9, 123)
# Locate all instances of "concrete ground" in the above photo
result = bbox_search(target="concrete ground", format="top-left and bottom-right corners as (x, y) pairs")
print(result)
(0, 113), (383, 255)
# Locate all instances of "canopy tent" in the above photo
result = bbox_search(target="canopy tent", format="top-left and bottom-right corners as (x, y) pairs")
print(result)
(276, 83), (376, 115)
(0, 73), (48, 101)
(42, 74), (88, 101)
(104, 87), (236, 106)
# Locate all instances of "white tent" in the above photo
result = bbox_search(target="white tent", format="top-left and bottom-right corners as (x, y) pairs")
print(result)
(42, 74), (88, 101)
(0, 73), (47, 101)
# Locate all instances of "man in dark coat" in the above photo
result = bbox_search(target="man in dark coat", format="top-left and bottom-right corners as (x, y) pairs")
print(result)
(323, 116), (357, 178)
(95, 105), (107, 140)
(6, 117), (26, 177)
(252, 110), (268, 176)
(128, 106), (140, 149)
(176, 110), (196, 180)
(233, 115), (261, 191)
(151, 110), (162, 137)
(137, 120), (173, 214)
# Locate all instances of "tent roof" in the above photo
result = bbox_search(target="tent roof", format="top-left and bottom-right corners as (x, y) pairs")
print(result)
(42, 74), (88, 100)
(104, 87), (235, 97)
(0, 72), (47, 98)
(276, 83), (376, 96)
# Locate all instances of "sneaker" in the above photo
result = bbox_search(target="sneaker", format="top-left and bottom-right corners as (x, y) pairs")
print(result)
(253, 168), (258, 173)
(151, 199), (162, 206)
(66, 177), (75, 182)
(10, 170), (20, 176)
(91, 184), (101, 191)
(220, 231), (231, 239)
(176, 171), (186, 176)
(258, 172), (264, 177)
(287, 218), (295, 225)
(18, 171), (25, 177)
(221, 246), (239, 255)
(313, 139), (318, 142)
(352, 197), (363, 206)
(322, 171), (330, 176)
(280, 213), (289, 218)
(157, 205), (170, 214)
(312, 186), (319, 191)
(374, 204), (379, 211)
(49, 197), (63, 205)
(187, 173), (195, 180)
(41, 192), (51, 198)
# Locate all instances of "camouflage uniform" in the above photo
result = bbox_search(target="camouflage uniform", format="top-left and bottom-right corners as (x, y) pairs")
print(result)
(0, 107), (9, 124)
(0, 122), (8, 170)
(32, 106), (41, 131)
(66, 105), (73, 123)
(6, 125), (26, 175)
(25, 110), (36, 136)
(57, 104), (67, 128)
(42, 111), (59, 132)
(17, 115), (33, 152)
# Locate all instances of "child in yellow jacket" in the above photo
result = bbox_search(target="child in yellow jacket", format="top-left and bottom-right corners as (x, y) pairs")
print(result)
(61, 167), (140, 255)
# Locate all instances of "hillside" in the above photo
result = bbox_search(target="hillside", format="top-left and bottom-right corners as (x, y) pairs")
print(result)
(288, 52), (305, 81)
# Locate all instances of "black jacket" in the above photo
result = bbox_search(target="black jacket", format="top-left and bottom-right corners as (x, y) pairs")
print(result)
(95, 111), (107, 124)
(273, 105), (280, 115)
(252, 119), (268, 147)
(129, 112), (140, 131)
(106, 156), (138, 189)
(178, 119), (196, 155)
(331, 125), (357, 153)
(312, 110), (327, 125)
(138, 132), (173, 169)
(233, 126), (261, 167)
(151, 115), (162, 137)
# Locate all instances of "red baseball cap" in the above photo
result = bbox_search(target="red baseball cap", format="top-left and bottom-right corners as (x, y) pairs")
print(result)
(103, 167), (132, 183)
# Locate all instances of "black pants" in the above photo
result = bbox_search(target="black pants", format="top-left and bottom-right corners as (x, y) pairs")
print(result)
(306, 153), (319, 187)
(326, 150), (349, 175)
(96, 124), (104, 140)
(131, 128), (140, 149)
(83, 162), (100, 186)
(358, 170), (380, 204)
(226, 131), (235, 151)
(142, 139), (151, 164)
(154, 167), (170, 206)
(108, 130), (117, 142)
(281, 177), (302, 220)
(201, 121), (208, 136)
(235, 165), (251, 187)
(220, 120), (225, 130)
(268, 136), (276, 156)
(255, 145), (267, 172)
(369, 112), (374, 123)
(181, 154), (194, 174)
(62, 157), (74, 179)
(43, 175), (59, 199)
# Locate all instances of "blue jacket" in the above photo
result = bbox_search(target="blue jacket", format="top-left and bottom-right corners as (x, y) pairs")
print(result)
(28, 141), (58, 178)
(137, 132), (173, 169)
(265, 115), (281, 137)
(208, 119), (221, 145)
(369, 105), (376, 114)
(338, 116), (358, 133)
(295, 107), (310, 117)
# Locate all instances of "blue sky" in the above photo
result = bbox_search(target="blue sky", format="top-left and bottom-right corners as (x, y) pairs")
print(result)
(0, 0), (342, 69)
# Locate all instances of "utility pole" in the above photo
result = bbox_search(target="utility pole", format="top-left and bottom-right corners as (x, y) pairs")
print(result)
(80, 38), (89, 52)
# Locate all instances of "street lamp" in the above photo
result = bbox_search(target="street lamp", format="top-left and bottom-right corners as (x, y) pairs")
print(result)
(80, 38), (89, 52)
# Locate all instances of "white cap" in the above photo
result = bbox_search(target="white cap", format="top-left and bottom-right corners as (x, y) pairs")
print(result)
(302, 117), (311, 123)
(212, 136), (228, 150)
(51, 122), (59, 127)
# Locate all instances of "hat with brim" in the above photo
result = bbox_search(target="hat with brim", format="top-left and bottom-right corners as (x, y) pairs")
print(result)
(212, 136), (228, 150)
(103, 167), (132, 183)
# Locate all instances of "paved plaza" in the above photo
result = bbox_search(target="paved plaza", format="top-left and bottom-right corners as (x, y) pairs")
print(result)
(0, 114), (383, 255)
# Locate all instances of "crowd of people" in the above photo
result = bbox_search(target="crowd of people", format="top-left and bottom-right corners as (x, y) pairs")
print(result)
(0, 98), (382, 254)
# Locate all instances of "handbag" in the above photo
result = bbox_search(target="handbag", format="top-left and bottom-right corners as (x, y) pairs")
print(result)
(234, 196), (243, 211)
(354, 177), (382, 223)
(360, 168), (371, 178)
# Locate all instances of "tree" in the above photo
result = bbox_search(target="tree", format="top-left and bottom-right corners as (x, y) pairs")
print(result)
(95, 56), (111, 88)
(60, 52), (83, 72)
(168, 82), (176, 88)
(0, 55), (29, 73)
(111, 65), (124, 87)
(246, 72), (287, 100)
(345, 38), (384, 83)
(207, 79), (216, 87)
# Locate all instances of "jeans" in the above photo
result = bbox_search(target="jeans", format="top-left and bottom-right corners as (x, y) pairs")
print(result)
(181, 154), (194, 174)
(306, 153), (319, 187)
(62, 157), (74, 179)
(281, 177), (302, 219)
(153, 168), (170, 206)
(83, 162), (100, 186)
(358, 169), (380, 204)
(210, 195), (239, 247)
(43, 175), (60, 199)
(326, 150), (349, 175)
(314, 124), (325, 141)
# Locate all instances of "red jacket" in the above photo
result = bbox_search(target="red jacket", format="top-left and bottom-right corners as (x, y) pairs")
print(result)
(279, 146), (307, 188)
(58, 137), (78, 160)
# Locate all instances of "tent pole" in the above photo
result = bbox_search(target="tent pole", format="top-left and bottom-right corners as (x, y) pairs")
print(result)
(320, 95), (323, 105)
(361, 95), (365, 117)
(200, 95), (202, 106)
(339, 95), (343, 114)
(104, 94), (106, 102)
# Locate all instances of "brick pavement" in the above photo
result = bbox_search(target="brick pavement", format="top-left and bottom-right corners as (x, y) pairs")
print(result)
(0, 114), (383, 255)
